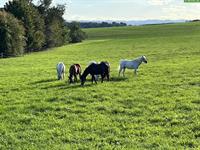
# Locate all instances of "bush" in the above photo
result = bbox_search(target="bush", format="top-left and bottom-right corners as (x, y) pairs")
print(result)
(0, 11), (25, 57)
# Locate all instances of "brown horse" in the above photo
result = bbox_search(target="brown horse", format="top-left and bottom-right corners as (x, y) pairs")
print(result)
(69, 64), (81, 83)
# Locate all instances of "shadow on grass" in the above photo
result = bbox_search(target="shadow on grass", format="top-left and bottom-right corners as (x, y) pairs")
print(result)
(38, 77), (127, 90)
(41, 80), (96, 90)
(109, 77), (128, 82)
(31, 78), (57, 84)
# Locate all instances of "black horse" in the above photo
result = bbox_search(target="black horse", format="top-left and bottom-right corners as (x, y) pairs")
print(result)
(80, 62), (110, 85)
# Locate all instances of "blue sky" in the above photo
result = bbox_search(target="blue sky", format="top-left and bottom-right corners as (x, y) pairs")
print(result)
(1, 0), (200, 20)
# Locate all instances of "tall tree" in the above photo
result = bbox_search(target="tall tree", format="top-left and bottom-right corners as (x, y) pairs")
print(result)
(68, 22), (86, 43)
(0, 11), (25, 57)
(37, 0), (68, 47)
(4, 0), (45, 52)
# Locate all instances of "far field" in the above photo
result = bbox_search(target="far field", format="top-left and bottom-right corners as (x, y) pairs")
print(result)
(0, 22), (200, 149)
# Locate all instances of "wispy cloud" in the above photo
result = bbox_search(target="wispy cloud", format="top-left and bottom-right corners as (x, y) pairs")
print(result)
(147, 0), (173, 5)
(162, 3), (200, 19)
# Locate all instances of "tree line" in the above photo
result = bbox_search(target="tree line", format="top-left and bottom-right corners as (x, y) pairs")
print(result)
(79, 21), (127, 28)
(0, 0), (86, 58)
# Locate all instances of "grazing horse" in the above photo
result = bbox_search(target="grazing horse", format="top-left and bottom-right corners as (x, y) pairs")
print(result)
(119, 56), (147, 77)
(80, 62), (110, 86)
(88, 61), (110, 80)
(88, 61), (99, 80)
(69, 64), (81, 83)
(56, 62), (65, 80)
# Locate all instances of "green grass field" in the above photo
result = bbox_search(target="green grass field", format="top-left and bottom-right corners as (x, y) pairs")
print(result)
(0, 22), (200, 149)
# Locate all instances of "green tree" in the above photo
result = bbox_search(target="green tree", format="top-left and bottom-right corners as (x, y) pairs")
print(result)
(4, 0), (45, 52)
(37, 1), (69, 47)
(0, 11), (25, 57)
(68, 22), (86, 43)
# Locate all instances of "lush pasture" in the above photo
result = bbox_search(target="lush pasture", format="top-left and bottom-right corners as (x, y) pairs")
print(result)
(0, 22), (200, 149)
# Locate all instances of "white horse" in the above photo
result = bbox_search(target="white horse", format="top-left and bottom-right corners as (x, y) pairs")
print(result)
(56, 62), (65, 80)
(119, 56), (147, 77)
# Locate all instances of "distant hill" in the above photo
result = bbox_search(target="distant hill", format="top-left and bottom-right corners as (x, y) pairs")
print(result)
(124, 20), (186, 25)
(74, 20), (187, 26)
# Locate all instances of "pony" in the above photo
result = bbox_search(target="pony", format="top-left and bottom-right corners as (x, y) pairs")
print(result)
(80, 62), (110, 86)
(119, 56), (147, 76)
(56, 62), (65, 80)
(87, 61), (110, 80)
(68, 64), (81, 83)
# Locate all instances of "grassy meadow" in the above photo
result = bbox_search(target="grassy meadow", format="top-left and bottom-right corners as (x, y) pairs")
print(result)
(0, 22), (200, 149)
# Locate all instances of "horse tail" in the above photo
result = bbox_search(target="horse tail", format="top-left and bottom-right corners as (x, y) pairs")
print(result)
(60, 63), (65, 74)
(118, 65), (121, 71)
(62, 63), (65, 73)
(118, 59), (124, 70)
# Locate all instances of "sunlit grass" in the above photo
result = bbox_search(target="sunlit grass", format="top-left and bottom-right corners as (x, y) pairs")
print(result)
(0, 22), (200, 149)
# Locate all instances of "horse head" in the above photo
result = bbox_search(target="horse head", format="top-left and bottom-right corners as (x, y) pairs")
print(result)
(80, 75), (86, 86)
(68, 76), (73, 83)
(142, 56), (147, 63)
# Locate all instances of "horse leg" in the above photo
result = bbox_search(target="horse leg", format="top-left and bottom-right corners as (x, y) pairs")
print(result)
(134, 69), (137, 76)
(79, 73), (81, 80)
(63, 72), (65, 80)
(122, 68), (126, 77)
(101, 74), (105, 83)
(74, 74), (77, 82)
(69, 74), (72, 83)
(104, 70), (109, 81)
(93, 75), (97, 84)
(118, 67), (122, 77)
(91, 75), (94, 83)
(106, 68), (110, 81)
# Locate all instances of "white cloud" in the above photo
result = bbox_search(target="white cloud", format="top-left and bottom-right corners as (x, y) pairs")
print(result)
(147, 0), (173, 5)
(106, 0), (137, 3)
(162, 4), (200, 19)
(62, 0), (200, 21)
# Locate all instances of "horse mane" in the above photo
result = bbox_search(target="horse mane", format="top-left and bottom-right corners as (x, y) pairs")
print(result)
(88, 61), (97, 66)
(131, 56), (143, 62)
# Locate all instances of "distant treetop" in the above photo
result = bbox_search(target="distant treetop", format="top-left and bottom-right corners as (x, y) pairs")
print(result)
(77, 21), (127, 28)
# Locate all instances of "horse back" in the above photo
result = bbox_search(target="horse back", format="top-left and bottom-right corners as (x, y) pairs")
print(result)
(57, 62), (65, 72)
(69, 64), (81, 74)
(89, 63), (109, 75)
(74, 64), (81, 74)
